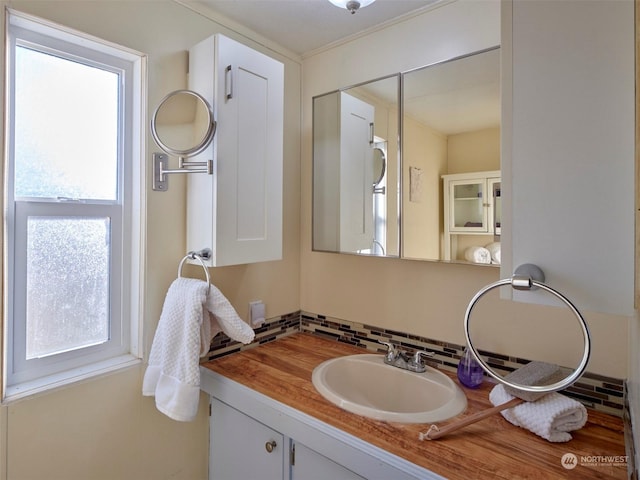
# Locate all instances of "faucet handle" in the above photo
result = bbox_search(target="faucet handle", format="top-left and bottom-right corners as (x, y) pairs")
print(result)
(378, 340), (397, 361)
(413, 350), (435, 363)
(408, 350), (435, 372)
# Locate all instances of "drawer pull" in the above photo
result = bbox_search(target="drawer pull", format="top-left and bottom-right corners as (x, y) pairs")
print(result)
(265, 440), (277, 453)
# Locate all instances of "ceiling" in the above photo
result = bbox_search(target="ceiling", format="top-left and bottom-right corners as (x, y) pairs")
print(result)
(196, 0), (442, 56)
(403, 48), (500, 135)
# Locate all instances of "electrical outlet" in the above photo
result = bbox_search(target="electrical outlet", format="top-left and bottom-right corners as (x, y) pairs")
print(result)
(249, 301), (265, 327)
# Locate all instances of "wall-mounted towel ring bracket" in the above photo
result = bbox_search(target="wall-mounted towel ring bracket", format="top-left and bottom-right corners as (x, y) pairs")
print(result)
(464, 263), (591, 394)
(178, 249), (212, 285)
(511, 263), (545, 290)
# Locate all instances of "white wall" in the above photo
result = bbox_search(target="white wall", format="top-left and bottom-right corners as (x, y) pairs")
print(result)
(0, 2), (301, 479)
(447, 127), (500, 174)
(402, 117), (446, 260)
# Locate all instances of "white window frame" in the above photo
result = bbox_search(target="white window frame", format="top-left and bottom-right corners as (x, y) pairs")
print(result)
(2, 9), (146, 402)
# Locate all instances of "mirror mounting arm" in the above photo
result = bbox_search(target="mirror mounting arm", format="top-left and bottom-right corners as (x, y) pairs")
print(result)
(152, 153), (213, 192)
(178, 156), (214, 173)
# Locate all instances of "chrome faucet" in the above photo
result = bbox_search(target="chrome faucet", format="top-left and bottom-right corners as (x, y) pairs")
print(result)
(378, 340), (435, 373)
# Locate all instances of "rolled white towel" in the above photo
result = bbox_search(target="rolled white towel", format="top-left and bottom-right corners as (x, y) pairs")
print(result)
(485, 242), (501, 264)
(489, 384), (588, 442)
(464, 246), (492, 264)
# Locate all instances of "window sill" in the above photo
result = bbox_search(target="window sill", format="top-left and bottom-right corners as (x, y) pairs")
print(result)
(2, 354), (142, 404)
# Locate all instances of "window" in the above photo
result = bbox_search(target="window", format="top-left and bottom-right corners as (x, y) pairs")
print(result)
(3, 10), (145, 400)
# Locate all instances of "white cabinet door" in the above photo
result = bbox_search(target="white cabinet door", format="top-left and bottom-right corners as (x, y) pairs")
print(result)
(210, 398), (284, 480)
(312, 91), (375, 253)
(187, 34), (284, 266)
(447, 177), (488, 232)
(339, 92), (375, 252)
(291, 442), (365, 480)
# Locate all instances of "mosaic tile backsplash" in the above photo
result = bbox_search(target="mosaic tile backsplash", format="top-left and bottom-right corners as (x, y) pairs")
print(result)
(203, 310), (625, 417)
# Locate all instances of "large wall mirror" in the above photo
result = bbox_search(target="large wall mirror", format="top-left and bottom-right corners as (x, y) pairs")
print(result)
(313, 75), (400, 257)
(402, 47), (501, 263)
(312, 47), (500, 264)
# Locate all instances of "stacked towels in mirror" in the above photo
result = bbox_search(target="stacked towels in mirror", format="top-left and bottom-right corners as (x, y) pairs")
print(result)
(464, 242), (500, 264)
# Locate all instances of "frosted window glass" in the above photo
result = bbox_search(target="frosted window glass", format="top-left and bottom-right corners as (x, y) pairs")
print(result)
(14, 46), (119, 200)
(26, 217), (110, 359)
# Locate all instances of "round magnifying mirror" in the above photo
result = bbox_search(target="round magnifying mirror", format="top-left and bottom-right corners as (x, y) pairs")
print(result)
(151, 89), (216, 157)
(372, 147), (386, 187)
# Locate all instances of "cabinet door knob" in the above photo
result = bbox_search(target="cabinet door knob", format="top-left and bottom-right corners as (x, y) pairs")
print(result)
(265, 440), (277, 453)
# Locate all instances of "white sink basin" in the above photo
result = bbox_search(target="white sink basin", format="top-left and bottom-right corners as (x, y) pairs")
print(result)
(312, 354), (467, 424)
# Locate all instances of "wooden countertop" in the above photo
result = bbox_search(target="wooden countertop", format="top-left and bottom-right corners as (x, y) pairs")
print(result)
(201, 333), (627, 479)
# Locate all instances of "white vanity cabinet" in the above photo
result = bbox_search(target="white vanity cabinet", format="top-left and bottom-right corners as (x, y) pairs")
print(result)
(187, 34), (284, 266)
(442, 170), (500, 261)
(201, 368), (439, 480)
(210, 398), (365, 480)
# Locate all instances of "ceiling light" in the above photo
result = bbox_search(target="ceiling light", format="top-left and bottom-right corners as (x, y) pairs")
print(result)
(328, 0), (376, 14)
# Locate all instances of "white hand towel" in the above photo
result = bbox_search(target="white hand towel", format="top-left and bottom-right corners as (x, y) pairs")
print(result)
(489, 384), (588, 442)
(464, 246), (492, 264)
(202, 284), (255, 350)
(142, 277), (208, 422)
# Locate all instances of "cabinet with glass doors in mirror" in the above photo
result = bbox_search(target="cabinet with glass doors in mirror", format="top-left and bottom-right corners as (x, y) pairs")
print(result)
(442, 170), (501, 263)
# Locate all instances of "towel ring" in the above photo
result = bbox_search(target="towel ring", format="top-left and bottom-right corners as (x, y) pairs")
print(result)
(464, 264), (591, 394)
(177, 249), (212, 285)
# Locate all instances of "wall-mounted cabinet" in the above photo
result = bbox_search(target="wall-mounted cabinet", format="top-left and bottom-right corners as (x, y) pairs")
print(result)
(502, 0), (634, 314)
(187, 34), (284, 266)
(442, 170), (500, 261)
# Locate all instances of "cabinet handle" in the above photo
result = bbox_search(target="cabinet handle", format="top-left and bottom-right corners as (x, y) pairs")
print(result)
(265, 440), (277, 453)
(225, 65), (233, 100)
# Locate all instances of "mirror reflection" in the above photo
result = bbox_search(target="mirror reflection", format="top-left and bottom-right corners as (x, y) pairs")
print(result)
(402, 47), (500, 263)
(311, 47), (500, 264)
(151, 89), (216, 156)
(313, 75), (400, 257)
(373, 147), (386, 189)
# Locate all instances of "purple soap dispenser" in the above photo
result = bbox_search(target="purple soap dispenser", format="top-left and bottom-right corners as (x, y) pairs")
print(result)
(457, 347), (484, 388)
